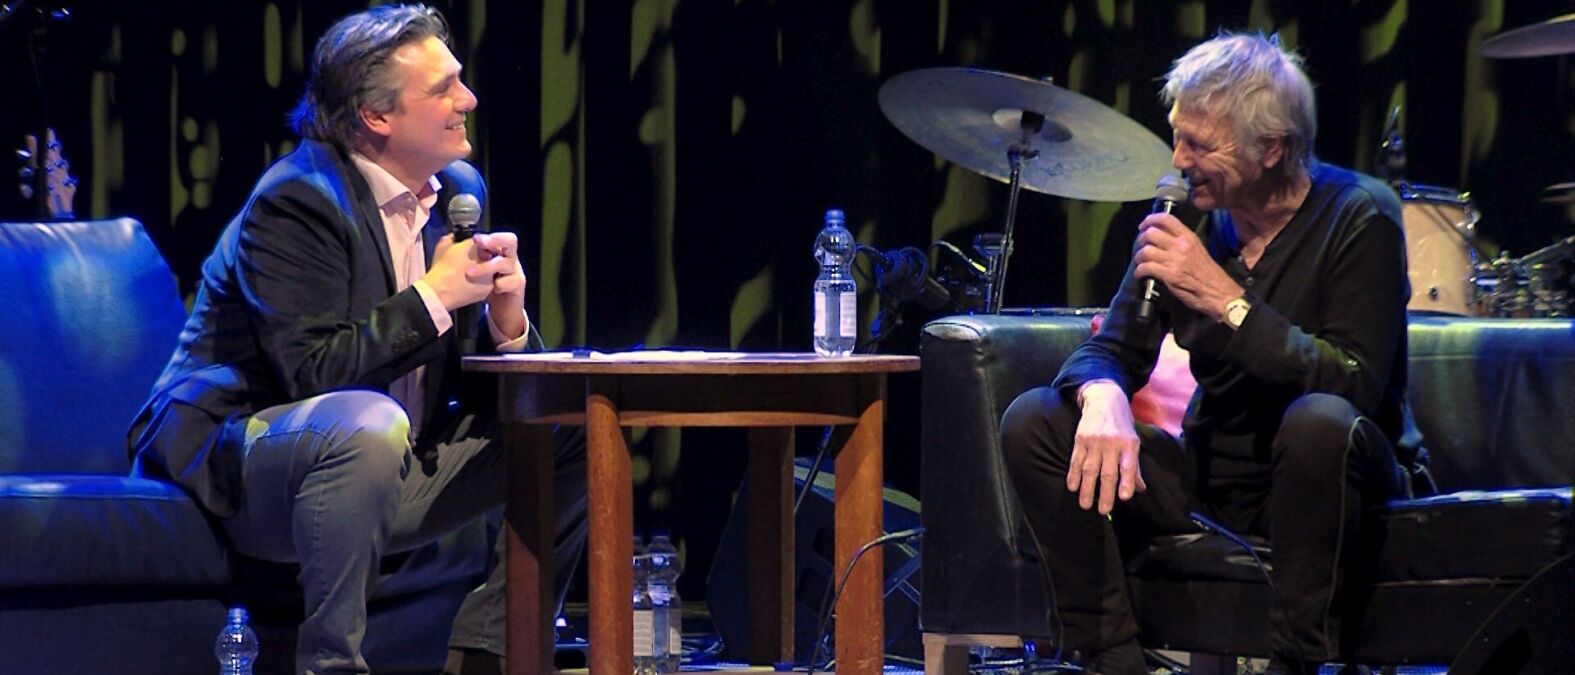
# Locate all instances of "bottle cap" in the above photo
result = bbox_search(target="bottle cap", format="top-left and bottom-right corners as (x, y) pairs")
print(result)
(227, 607), (249, 623)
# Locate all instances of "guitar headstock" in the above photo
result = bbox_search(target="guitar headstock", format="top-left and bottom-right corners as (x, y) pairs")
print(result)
(18, 128), (77, 219)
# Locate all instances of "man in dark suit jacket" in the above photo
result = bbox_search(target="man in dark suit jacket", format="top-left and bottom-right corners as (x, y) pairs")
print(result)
(126, 6), (586, 674)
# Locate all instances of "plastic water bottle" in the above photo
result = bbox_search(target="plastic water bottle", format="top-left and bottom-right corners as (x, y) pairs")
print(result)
(813, 208), (857, 357)
(215, 606), (260, 675)
(632, 538), (659, 675)
(646, 534), (682, 673)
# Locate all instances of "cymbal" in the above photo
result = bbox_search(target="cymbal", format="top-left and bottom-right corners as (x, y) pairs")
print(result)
(1542, 181), (1575, 204)
(878, 67), (1173, 202)
(1480, 13), (1575, 58)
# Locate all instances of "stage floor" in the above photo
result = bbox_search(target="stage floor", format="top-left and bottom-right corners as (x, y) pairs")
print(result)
(550, 603), (1451, 674)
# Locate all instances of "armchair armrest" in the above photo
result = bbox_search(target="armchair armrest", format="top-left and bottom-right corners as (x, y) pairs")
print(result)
(918, 312), (1095, 637)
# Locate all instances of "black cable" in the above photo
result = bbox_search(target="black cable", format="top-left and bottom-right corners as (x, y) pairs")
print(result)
(1017, 512), (1067, 668)
(1188, 511), (1312, 673)
(793, 427), (836, 516)
(804, 527), (926, 675)
(796, 245), (886, 514)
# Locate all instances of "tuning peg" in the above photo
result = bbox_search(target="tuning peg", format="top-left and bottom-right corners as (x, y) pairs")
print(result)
(19, 184), (33, 200)
(15, 148), (32, 161)
(19, 166), (35, 181)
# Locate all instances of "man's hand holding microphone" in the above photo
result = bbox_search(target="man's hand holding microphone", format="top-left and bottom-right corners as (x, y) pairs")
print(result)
(422, 194), (529, 352)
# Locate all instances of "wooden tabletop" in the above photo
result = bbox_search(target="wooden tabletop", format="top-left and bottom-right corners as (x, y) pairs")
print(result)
(463, 350), (919, 375)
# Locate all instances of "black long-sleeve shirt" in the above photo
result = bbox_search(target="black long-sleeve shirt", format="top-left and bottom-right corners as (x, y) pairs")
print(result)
(1052, 162), (1409, 489)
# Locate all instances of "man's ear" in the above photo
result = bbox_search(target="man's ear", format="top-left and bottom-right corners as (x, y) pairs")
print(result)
(359, 104), (391, 139)
(1258, 135), (1286, 171)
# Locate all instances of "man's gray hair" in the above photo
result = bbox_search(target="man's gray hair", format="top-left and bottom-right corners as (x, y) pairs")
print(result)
(1161, 31), (1316, 175)
(289, 4), (449, 147)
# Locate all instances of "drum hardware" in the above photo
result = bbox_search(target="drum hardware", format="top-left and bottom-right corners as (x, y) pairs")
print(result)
(1474, 254), (1532, 318)
(878, 67), (1173, 312)
(1521, 236), (1575, 317)
(1520, 234), (1575, 267)
(1466, 14), (1575, 315)
(1375, 105), (1406, 184)
(1528, 262), (1571, 317)
(1469, 238), (1575, 318)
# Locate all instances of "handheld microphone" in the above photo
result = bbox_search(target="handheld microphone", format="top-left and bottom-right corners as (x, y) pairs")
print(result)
(1137, 175), (1190, 322)
(446, 193), (483, 354)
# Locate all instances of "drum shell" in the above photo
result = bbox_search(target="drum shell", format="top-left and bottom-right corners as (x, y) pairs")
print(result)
(1401, 187), (1477, 316)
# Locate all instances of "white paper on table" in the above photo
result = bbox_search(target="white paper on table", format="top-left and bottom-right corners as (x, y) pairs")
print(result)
(503, 349), (750, 362)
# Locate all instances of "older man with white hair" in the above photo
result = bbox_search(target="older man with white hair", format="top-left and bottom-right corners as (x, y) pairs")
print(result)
(1001, 32), (1410, 675)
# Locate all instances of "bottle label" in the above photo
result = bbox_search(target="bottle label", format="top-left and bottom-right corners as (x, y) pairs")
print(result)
(633, 611), (654, 657)
(814, 290), (857, 339)
(814, 290), (828, 338)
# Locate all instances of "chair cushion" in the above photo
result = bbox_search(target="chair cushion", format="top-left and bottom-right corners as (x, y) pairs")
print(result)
(1377, 486), (1572, 582)
(0, 474), (230, 588)
(1129, 533), (1273, 583)
(1128, 487), (1573, 586)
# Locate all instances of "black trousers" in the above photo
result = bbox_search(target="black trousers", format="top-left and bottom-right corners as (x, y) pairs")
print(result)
(1000, 389), (1404, 670)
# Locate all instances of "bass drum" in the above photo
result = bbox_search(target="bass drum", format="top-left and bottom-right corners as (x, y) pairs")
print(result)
(1401, 184), (1479, 315)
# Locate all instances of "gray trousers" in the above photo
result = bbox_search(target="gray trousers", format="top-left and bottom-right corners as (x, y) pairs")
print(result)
(219, 390), (588, 675)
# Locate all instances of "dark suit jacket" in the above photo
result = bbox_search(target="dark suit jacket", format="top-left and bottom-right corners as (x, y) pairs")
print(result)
(128, 139), (521, 517)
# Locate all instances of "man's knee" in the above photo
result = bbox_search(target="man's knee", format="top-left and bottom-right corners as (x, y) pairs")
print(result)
(1001, 386), (1079, 470)
(310, 391), (412, 483)
(1273, 393), (1360, 472)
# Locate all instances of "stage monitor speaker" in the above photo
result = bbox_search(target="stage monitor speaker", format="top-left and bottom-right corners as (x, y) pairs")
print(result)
(1449, 553), (1573, 675)
(705, 458), (922, 666)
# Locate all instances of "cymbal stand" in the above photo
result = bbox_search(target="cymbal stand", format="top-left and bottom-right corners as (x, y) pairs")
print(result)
(984, 111), (1043, 313)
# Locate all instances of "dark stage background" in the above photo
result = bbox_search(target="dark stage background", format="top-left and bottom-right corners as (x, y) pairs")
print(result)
(5, 0), (1574, 601)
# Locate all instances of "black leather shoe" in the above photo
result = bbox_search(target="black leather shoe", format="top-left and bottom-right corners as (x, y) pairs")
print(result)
(1266, 655), (1323, 675)
(1088, 638), (1146, 675)
(441, 647), (503, 675)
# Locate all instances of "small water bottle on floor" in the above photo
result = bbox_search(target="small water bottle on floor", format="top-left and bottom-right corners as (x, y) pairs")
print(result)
(646, 534), (683, 672)
(813, 208), (857, 357)
(633, 537), (659, 675)
(215, 606), (259, 675)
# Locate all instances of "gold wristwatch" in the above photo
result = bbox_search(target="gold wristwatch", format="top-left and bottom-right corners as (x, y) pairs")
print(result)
(1224, 296), (1252, 329)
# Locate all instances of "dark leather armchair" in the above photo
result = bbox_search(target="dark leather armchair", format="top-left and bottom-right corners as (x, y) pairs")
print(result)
(919, 310), (1573, 671)
(0, 219), (491, 674)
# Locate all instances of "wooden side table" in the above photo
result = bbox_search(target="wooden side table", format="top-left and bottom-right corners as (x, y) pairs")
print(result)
(464, 352), (919, 674)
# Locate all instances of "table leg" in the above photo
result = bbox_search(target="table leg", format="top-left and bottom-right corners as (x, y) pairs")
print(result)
(587, 390), (634, 675)
(504, 423), (558, 675)
(746, 426), (795, 665)
(835, 386), (885, 674)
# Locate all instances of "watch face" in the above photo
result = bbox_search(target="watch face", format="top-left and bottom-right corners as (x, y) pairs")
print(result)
(1227, 299), (1250, 327)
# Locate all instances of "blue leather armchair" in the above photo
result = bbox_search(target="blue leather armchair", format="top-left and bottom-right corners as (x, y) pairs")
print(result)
(0, 219), (491, 674)
(918, 310), (1574, 672)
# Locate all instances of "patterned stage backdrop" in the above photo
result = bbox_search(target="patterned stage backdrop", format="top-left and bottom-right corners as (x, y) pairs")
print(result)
(4, 0), (1572, 590)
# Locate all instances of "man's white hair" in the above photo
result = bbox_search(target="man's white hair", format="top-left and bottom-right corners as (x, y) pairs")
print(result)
(1161, 31), (1316, 174)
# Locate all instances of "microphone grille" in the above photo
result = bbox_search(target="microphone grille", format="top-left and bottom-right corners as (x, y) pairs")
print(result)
(447, 193), (482, 227)
(1155, 174), (1189, 202)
